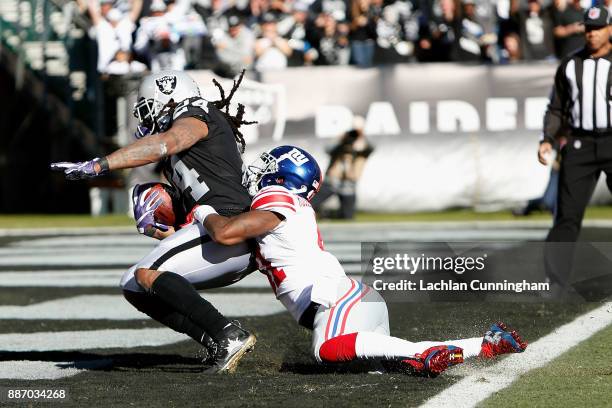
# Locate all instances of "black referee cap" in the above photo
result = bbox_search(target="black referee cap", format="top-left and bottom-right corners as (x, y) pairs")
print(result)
(584, 6), (610, 28)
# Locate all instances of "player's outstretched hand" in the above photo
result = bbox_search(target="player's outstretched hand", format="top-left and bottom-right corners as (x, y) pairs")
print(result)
(50, 158), (106, 180)
(132, 184), (170, 237)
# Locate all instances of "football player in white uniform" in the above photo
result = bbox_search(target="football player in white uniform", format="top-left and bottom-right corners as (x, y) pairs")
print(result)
(51, 71), (257, 373)
(189, 145), (527, 376)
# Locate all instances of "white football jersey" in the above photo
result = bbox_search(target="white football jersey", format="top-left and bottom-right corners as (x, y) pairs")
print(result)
(252, 186), (346, 321)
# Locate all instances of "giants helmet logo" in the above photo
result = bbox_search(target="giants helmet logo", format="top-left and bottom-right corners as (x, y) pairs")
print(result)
(155, 75), (177, 95)
(280, 148), (309, 166)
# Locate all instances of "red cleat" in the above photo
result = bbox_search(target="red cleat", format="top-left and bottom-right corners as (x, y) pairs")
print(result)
(479, 322), (527, 359)
(402, 345), (464, 377)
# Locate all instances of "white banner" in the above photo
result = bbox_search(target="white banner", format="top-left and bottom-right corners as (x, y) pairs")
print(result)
(188, 65), (611, 212)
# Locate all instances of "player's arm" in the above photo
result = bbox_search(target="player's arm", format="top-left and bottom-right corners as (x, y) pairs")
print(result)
(51, 117), (207, 179)
(542, 66), (568, 143)
(540, 64), (568, 164)
(194, 206), (282, 245)
(104, 117), (207, 171)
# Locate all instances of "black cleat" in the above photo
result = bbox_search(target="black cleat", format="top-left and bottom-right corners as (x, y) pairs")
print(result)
(204, 322), (256, 374)
(196, 333), (219, 365)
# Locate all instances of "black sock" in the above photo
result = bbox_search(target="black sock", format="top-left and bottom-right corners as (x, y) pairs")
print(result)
(123, 290), (208, 345)
(151, 272), (231, 341)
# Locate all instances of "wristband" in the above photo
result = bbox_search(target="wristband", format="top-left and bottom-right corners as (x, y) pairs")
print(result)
(96, 157), (110, 174)
(193, 205), (218, 224)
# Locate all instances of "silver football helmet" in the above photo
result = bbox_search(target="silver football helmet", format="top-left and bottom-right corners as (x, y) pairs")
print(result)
(133, 70), (202, 138)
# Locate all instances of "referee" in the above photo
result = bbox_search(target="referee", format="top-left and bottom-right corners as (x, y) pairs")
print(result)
(539, 5), (612, 294)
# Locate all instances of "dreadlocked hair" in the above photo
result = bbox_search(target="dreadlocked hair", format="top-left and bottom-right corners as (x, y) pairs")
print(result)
(211, 70), (257, 153)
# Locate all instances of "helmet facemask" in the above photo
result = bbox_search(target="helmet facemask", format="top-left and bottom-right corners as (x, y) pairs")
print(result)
(242, 152), (278, 196)
(134, 97), (178, 138)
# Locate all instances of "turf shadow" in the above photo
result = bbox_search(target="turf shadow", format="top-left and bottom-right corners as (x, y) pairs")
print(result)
(0, 350), (207, 373)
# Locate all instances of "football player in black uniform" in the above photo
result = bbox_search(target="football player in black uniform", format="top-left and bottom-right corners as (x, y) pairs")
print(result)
(51, 70), (256, 373)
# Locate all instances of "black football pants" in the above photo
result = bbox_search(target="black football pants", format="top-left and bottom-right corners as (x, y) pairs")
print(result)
(545, 135), (612, 286)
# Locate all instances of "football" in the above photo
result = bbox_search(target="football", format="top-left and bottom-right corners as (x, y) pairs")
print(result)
(145, 183), (176, 227)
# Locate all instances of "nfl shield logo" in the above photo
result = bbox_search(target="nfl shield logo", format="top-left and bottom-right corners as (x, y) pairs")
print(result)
(588, 7), (600, 20)
(155, 75), (177, 95)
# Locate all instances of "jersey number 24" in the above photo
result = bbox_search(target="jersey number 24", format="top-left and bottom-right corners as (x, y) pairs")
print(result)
(170, 157), (210, 201)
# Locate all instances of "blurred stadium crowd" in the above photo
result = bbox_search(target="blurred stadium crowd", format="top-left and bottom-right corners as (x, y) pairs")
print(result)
(82, 0), (597, 77)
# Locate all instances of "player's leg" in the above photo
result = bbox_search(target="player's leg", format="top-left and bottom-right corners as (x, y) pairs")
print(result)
(123, 290), (211, 347)
(120, 222), (250, 341)
(311, 279), (478, 363)
(310, 279), (525, 375)
(119, 223), (256, 371)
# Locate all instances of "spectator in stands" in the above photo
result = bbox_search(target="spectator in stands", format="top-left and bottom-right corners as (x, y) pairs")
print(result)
(375, 0), (417, 62)
(496, 0), (521, 54)
(518, 0), (554, 60)
(269, 0), (292, 20)
(278, 2), (318, 66)
(87, 0), (142, 74)
(197, 0), (232, 36)
(349, 0), (378, 67)
(213, 14), (256, 77)
(551, 0), (584, 58)
(311, 116), (374, 219)
(500, 31), (522, 63)
(164, 0), (207, 69)
(456, 0), (489, 62)
(311, 14), (351, 65)
(254, 13), (293, 71)
(106, 50), (148, 74)
(249, 0), (272, 26)
(134, 0), (186, 71)
(417, 0), (460, 62)
(311, 0), (351, 22)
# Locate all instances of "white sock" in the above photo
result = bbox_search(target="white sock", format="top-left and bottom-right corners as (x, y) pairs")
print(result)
(354, 332), (483, 360)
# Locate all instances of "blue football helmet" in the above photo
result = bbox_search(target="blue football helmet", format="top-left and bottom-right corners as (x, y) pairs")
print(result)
(244, 145), (322, 200)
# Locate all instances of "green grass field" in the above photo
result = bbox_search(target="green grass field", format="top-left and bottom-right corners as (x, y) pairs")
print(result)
(0, 205), (611, 228)
(0, 288), (601, 407)
(1, 212), (610, 406)
(482, 324), (612, 408)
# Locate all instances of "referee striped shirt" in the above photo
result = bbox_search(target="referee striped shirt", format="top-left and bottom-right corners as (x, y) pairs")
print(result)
(543, 48), (612, 142)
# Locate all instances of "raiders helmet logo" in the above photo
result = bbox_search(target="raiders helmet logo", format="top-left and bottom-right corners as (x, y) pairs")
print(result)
(155, 75), (177, 95)
(588, 7), (600, 20)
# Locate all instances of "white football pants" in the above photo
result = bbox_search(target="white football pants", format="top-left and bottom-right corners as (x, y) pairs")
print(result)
(120, 222), (253, 293)
(311, 277), (482, 363)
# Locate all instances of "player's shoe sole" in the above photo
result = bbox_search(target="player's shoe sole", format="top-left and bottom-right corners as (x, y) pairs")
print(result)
(219, 334), (257, 373)
(480, 322), (527, 358)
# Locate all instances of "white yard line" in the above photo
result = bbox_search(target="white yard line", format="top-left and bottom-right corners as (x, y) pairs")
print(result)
(0, 294), (285, 320)
(0, 328), (186, 352)
(0, 360), (114, 380)
(0, 269), (269, 288)
(420, 302), (612, 408)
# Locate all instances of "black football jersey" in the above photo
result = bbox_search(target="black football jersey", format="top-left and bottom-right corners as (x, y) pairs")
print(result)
(161, 96), (251, 217)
